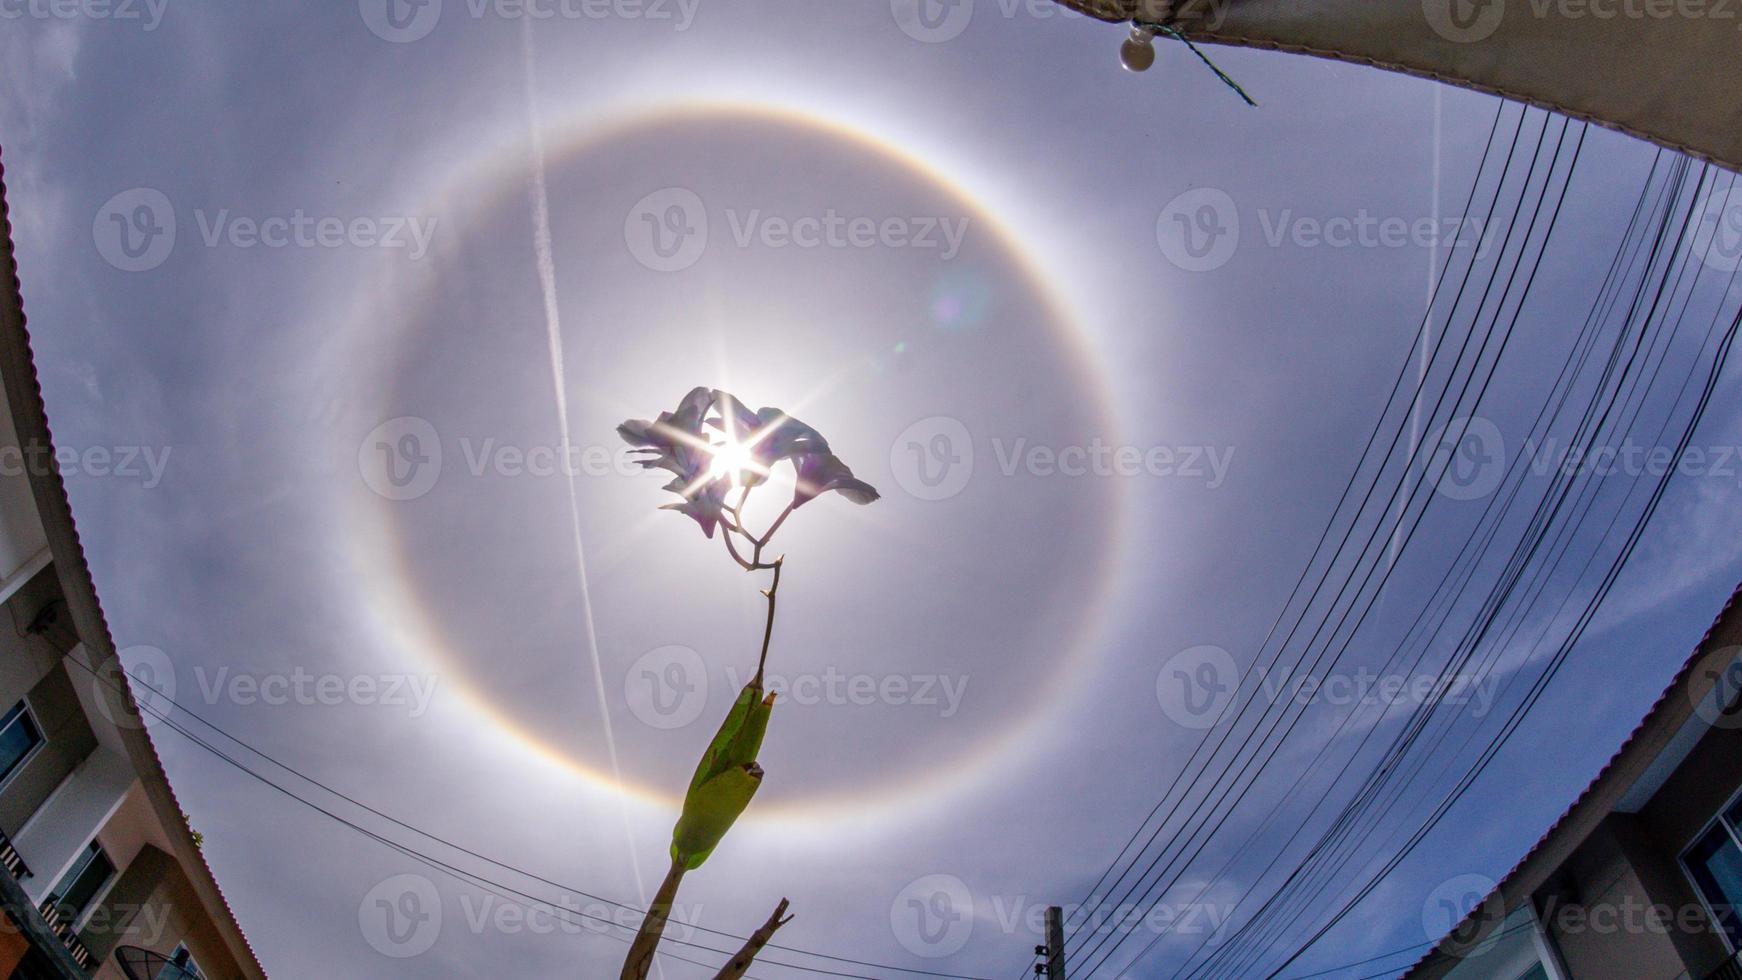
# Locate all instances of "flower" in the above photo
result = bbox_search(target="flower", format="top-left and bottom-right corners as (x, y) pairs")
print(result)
(618, 388), (879, 538)
(734, 401), (879, 510)
(618, 386), (726, 537)
(792, 451), (879, 508)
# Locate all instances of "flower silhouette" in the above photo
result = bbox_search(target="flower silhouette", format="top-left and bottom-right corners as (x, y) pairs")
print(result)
(618, 388), (878, 541)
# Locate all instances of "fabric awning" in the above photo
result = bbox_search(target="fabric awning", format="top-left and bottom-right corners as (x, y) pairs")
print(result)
(1059, 0), (1742, 171)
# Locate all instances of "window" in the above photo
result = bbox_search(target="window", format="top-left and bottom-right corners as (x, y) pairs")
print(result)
(45, 842), (115, 926)
(0, 700), (42, 785)
(1516, 966), (1549, 980)
(1684, 806), (1742, 949)
(156, 943), (205, 980)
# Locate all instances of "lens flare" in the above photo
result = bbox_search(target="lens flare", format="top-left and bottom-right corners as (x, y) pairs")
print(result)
(704, 432), (759, 485)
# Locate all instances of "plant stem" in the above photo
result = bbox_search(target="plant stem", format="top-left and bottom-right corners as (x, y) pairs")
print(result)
(619, 857), (687, 980)
(721, 486), (783, 572)
(754, 559), (782, 686)
(755, 502), (796, 549)
(721, 528), (757, 570)
(711, 899), (793, 980)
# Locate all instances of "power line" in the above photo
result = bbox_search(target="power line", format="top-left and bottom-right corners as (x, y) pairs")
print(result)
(1236, 166), (1741, 980)
(1170, 115), (1626, 980)
(64, 654), (994, 980)
(1057, 120), (1738, 980)
(1042, 99), (1521, 980)
(1114, 114), (1603, 980)
(1180, 152), (1716, 980)
(1226, 159), (1728, 974)
(1142, 138), (1714, 980)
(1068, 101), (1557, 978)
(1278, 918), (1533, 980)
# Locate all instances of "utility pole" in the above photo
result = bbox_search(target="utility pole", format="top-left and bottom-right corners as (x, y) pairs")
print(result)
(1045, 905), (1065, 979)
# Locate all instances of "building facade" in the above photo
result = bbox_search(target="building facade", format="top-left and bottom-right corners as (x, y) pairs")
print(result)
(0, 156), (265, 979)
(1409, 585), (1742, 980)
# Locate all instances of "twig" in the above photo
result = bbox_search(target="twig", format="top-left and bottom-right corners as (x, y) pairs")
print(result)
(711, 899), (793, 980)
(722, 486), (783, 571)
(619, 858), (687, 980)
(754, 559), (782, 685)
(722, 529), (759, 571)
(755, 502), (796, 549)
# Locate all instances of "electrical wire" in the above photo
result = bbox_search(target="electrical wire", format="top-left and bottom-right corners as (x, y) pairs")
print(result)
(1226, 164), (1742, 974)
(1068, 102), (1558, 978)
(62, 653), (995, 980)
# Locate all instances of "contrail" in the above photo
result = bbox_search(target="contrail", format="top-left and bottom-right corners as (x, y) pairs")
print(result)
(517, 19), (658, 961)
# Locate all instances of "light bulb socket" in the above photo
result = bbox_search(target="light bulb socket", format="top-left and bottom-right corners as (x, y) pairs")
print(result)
(1121, 25), (1157, 72)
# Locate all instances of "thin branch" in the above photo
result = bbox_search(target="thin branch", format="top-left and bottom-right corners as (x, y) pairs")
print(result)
(755, 502), (797, 548)
(721, 485), (782, 571)
(723, 530), (779, 572)
(619, 858), (687, 980)
(711, 899), (793, 980)
(754, 559), (782, 685)
(743, 485), (769, 566)
(721, 529), (758, 571)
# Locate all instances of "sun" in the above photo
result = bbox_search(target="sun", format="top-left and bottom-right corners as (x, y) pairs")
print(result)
(704, 433), (760, 484)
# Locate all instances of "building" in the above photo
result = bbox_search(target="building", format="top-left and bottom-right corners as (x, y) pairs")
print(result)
(1408, 583), (1742, 980)
(0, 156), (266, 978)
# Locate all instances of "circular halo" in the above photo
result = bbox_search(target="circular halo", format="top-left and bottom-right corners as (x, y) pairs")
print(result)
(325, 98), (1131, 829)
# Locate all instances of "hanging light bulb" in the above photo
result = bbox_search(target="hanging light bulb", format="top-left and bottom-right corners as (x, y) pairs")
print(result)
(1121, 25), (1156, 72)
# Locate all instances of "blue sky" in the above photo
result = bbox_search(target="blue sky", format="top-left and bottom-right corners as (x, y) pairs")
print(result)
(2, 2), (1741, 977)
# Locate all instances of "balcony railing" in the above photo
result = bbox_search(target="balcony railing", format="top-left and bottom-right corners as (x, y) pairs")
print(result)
(1703, 951), (1742, 980)
(0, 828), (94, 976)
(36, 900), (95, 970)
(0, 828), (31, 881)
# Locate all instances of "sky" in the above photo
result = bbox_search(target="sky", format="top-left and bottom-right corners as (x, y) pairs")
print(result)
(2, 2), (1741, 978)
